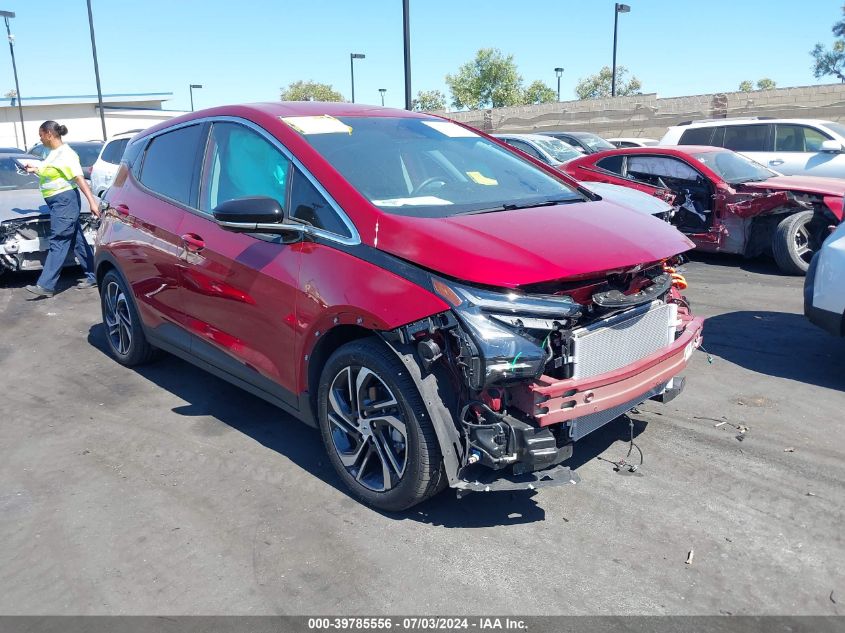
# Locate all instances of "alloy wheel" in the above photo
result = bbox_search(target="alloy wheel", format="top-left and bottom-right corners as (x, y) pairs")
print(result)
(104, 280), (133, 355)
(327, 365), (408, 492)
(793, 220), (814, 265)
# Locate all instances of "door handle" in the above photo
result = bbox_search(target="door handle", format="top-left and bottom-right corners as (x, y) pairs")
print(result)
(769, 159), (785, 166)
(181, 233), (205, 253)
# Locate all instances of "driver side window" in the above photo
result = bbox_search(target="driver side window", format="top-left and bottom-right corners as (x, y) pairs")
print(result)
(200, 122), (290, 214)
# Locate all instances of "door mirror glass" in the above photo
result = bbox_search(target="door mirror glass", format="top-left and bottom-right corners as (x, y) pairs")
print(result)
(213, 196), (286, 225)
(820, 139), (843, 153)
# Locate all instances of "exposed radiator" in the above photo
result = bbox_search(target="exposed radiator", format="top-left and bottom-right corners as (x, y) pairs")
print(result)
(570, 301), (677, 380)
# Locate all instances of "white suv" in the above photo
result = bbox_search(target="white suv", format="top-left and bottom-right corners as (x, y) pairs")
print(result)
(660, 118), (845, 178)
(90, 130), (138, 197)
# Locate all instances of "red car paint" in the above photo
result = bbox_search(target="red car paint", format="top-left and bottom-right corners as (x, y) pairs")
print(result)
(96, 103), (702, 502)
(563, 146), (845, 256)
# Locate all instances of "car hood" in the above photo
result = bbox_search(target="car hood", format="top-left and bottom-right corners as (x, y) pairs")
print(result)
(743, 175), (845, 197)
(0, 188), (91, 223)
(374, 200), (694, 288)
(0, 189), (49, 222)
(579, 181), (671, 216)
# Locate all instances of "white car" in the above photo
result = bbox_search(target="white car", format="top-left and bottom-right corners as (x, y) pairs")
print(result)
(607, 137), (659, 148)
(805, 222), (845, 337)
(494, 133), (582, 166)
(90, 131), (138, 197)
(660, 117), (845, 178)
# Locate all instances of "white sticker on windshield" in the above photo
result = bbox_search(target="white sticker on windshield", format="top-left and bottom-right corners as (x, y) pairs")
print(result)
(421, 121), (479, 138)
(371, 196), (454, 207)
(280, 115), (352, 135)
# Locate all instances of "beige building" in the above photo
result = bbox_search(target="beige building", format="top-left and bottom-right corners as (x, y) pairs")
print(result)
(0, 92), (187, 150)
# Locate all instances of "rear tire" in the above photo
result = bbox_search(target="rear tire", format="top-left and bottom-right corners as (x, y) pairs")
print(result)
(100, 269), (158, 366)
(772, 210), (817, 275)
(317, 338), (444, 511)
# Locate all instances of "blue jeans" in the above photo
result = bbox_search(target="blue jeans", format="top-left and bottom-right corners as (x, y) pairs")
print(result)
(36, 189), (95, 291)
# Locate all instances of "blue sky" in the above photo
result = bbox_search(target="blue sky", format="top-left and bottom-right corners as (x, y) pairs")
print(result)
(3, 0), (844, 112)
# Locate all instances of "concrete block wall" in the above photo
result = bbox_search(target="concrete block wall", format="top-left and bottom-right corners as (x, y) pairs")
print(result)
(439, 83), (845, 141)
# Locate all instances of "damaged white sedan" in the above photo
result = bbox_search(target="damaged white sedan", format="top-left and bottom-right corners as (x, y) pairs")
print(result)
(0, 154), (96, 277)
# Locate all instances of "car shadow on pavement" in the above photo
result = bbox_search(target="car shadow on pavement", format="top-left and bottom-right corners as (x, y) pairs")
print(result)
(704, 311), (845, 390)
(685, 251), (785, 276)
(87, 323), (651, 528)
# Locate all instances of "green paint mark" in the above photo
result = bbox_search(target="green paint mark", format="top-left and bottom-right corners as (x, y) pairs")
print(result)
(510, 352), (523, 368)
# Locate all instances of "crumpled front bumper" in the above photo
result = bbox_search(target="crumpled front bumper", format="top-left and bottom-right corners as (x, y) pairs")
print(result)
(511, 315), (704, 428)
(0, 220), (97, 272)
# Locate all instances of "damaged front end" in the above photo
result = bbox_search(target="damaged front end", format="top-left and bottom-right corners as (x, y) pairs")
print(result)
(386, 260), (704, 496)
(0, 214), (98, 274)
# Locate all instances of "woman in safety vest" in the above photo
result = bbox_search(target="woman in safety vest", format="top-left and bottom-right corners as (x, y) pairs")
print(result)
(23, 120), (100, 298)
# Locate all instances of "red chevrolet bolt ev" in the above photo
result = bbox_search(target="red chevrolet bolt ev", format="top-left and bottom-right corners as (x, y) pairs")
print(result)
(96, 103), (703, 510)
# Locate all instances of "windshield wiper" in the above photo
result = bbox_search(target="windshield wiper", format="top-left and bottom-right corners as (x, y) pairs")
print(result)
(458, 198), (578, 216)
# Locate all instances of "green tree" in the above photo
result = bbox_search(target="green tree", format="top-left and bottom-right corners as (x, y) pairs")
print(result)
(280, 80), (344, 102)
(811, 6), (845, 82)
(522, 80), (557, 105)
(738, 80), (754, 92)
(756, 78), (777, 90)
(445, 48), (524, 110)
(574, 66), (642, 99)
(412, 89), (447, 112)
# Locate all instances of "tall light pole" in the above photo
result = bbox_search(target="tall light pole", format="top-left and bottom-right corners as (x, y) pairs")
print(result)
(350, 53), (365, 103)
(189, 84), (203, 111)
(1, 10), (26, 149)
(378, 88), (386, 106)
(611, 3), (630, 98)
(403, 0), (411, 110)
(86, 0), (107, 141)
(554, 67), (564, 102)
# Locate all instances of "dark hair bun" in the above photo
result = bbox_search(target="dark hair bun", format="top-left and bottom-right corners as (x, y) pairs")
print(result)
(58, 125), (68, 136)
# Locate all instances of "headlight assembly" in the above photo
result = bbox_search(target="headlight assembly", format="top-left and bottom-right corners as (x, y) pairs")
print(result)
(432, 278), (581, 389)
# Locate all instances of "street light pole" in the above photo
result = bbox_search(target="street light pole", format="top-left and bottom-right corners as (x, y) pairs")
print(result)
(378, 88), (386, 106)
(554, 67), (564, 102)
(189, 84), (203, 112)
(403, 0), (411, 110)
(0, 10), (26, 149)
(350, 53), (365, 103)
(86, 0), (107, 140)
(611, 3), (630, 98)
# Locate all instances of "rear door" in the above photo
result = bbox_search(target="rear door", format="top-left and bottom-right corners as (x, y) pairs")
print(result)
(176, 120), (303, 406)
(109, 123), (205, 346)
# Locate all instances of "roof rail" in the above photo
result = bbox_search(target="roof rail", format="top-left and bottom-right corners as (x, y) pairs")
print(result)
(678, 116), (775, 126)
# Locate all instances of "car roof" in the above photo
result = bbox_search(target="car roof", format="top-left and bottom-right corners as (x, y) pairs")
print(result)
(137, 102), (440, 141)
(587, 145), (724, 157)
(494, 133), (563, 142)
(672, 118), (836, 128)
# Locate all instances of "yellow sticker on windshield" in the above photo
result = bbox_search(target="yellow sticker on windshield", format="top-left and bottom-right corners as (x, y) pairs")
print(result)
(280, 115), (352, 135)
(466, 171), (498, 185)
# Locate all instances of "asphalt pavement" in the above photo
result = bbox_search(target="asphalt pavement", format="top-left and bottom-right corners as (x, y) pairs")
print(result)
(0, 253), (843, 615)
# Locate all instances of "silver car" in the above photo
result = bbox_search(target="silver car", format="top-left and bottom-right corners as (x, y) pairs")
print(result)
(494, 133), (582, 166)
(0, 154), (96, 277)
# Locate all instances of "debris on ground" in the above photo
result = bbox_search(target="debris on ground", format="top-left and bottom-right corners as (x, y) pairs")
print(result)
(831, 591), (837, 604)
(686, 549), (694, 565)
(784, 447), (795, 452)
(807, 492), (817, 497)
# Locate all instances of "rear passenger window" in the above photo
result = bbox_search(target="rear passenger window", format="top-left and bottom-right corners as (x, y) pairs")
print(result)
(596, 155), (624, 174)
(139, 125), (204, 206)
(506, 140), (543, 160)
(722, 125), (771, 152)
(101, 138), (129, 165)
(678, 127), (715, 145)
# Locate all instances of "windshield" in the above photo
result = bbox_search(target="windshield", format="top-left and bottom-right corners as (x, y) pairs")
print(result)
(0, 157), (39, 191)
(690, 150), (776, 184)
(576, 134), (615, 152)
(293, 117), (583, 217)
(533, 137), (581, 163)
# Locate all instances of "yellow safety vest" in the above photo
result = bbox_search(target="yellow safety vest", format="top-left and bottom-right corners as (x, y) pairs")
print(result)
(38, 144), (83, 199)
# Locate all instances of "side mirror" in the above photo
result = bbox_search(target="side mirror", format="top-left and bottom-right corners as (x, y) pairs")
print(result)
(213, 196), (306, 238)
(820, 140), (844, 153)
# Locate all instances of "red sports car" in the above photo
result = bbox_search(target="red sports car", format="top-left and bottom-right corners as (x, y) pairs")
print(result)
(563, 145), (845, 274)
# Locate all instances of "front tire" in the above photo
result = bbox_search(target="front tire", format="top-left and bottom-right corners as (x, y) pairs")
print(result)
(100, 269), (158, 366)
(317, 338), (444, 511)
(772, 210), (817, 275)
